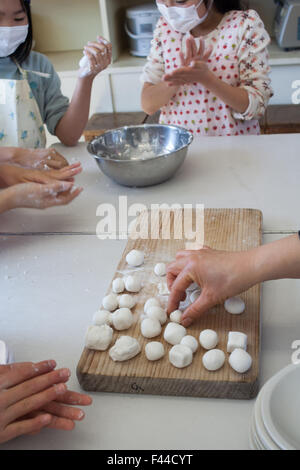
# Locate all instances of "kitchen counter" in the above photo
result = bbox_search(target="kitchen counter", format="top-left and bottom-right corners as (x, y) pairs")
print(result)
(1, 133), (300, 450)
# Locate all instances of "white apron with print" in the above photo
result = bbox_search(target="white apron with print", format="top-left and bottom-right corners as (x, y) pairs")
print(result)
(0, 61), (46, 148)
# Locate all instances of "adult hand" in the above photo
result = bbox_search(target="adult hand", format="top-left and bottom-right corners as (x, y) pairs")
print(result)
(167, 247), (256, 327)
(0, 360), (91, 444)
(163, 37), (213, 87)
(9, 148), (69, 170)
(0, 163), (82, 188)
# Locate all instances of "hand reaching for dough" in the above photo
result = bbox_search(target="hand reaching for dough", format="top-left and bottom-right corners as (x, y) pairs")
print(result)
(166, 247), (256, 327)
(4, 147), (70, 170)
(0, 163), (82, 188)
(0, 360), (92, 444)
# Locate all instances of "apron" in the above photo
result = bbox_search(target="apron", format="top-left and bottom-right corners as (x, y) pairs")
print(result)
(0, 60), (48, 148)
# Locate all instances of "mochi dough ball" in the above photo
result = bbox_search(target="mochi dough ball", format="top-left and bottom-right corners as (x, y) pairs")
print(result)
(141, 317), (162, 338)
(109, 336), (141, 362)
(199, 329), (219, 350)
(202, 349), (225, 371)
(169, 344), (193, 368)
(85, 325), (113, 351)
(227, 331), (248, 353)
(126, 249), (144, 267)
(180, 335), (198, 353)
(111, 308), (133, 331)
(229, 348), (252, 373)
(144, 297), (160, 314)
(145, 342), (165, 361)
(92, 310), (112, 326)
(118, 294), (136, 309)
(102, 293), (118, 312)
(224, 297), (245, 315)
(169, 310), (182, 323)
(146, 306), (167, 325)
(112, 278), (125, 294)
(154, 262), (166, 277)
(164, 322), (186, 346)
(124, 274), (142, 293)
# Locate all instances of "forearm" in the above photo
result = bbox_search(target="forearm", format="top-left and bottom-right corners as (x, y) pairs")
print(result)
(202, 71), (249, 114)
(55, 76), (94, 147)
(141, 82), (180, 116)
(249, 234), (300, 284)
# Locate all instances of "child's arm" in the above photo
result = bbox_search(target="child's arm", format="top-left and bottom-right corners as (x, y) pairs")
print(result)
(54, 37), (112, 147)
(167, 234), (300, 327)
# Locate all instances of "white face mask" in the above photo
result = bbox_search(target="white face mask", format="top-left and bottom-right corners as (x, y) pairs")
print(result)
(0, 25), (29, 58)
(156, 0), (213, 33)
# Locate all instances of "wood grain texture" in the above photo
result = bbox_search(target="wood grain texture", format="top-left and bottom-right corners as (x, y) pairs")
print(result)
(77, 209), (262, 399)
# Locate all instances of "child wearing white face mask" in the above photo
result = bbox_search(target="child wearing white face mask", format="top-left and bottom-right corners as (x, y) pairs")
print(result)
(141, 0), (273, 137)
(0, 0), (112, 149)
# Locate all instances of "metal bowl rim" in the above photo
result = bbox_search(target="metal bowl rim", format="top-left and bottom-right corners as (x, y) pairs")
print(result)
(87, 124), (194, 163)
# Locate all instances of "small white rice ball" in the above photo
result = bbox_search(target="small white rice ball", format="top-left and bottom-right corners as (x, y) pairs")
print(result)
(118, 294), (136, 309)
(202, 349), (225, 371)
(154, 262), (166, 276)
(180, 335), (198, 354)
(146, 306), (167, 325)
(126, 249), (144, 267)
(144, 297), (160, 313)
(199, 329), (219, 350)
(102, 293), (118, 312)
(169, 344), (193, 368)
(164, 322), (186, 346)
(85, 325), (113, 351)
(169, 309), (182, 323)
(111, 308), (133, 331)
(92, 310), (112, 326)
(112, 278), (125, 294)
(224, 297), (245, 315)
(141, 317), (162, 339)
(229, 348), (252, 373)
(124, 274), (142, 293)
(145, 342), (165, 361)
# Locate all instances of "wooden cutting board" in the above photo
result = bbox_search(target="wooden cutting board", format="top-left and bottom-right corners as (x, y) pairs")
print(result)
(77, 208), (262, 399)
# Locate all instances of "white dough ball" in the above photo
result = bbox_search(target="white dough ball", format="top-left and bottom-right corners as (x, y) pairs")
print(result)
(118, 294), (136, 309)
(227, 331), (248, 353)
(163, 322), (186, 346)
(154, 262), (166, 276)
(190, 289), (202, 303)
(229, 348), (252, 373)
(111, 308), (133, 331)
(102, 293), (119, 312)
(126, 249), (144, 267)
(169, 344), (193, 368)
(112, 278), (125, 294)
(145, 342), (165, 361)
(141, 317), (162, 338)
(180, 335), (198, 353)
(202, 349), (225, 371)
(85, 325), (113, 351)
(199, 329), (219, 350)
(92, 310), (112, 326)
(169, 309), (182, 323)
(144, 297), (160, 313)
(124, 274), (142, 293)
(146, 306), (167, 325)
(224, 297), (245, 315)
(109, 336), (141, 362)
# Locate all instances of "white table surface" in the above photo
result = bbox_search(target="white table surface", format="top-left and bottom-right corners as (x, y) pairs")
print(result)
(1, 133), (300, 450)
(0, 233), (298, 450)
(1, 134), (300, 235)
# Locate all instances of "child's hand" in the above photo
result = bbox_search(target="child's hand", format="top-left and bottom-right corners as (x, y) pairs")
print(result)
(0, 163), (82, 188)
(0, 360), (91, 443)
(163, 37), (213, 87)
(5, 181), (83, 211)
(10, 148), (69, 170)
(81, 36), (112, 77)
(167, 247), (255, 327)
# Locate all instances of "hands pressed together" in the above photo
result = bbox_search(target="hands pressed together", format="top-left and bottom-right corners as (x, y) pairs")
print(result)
(0, 360), (92, 444)
(0, 147), (83, 213)
(163, 37), (213, 88)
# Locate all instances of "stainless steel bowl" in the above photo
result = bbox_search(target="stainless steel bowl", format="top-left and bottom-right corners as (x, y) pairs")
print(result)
(87, 124), (193, 187)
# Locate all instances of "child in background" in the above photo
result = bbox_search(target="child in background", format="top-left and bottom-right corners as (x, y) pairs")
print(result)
(141, 0), (273, 137)
(0, 0), (112, 149)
